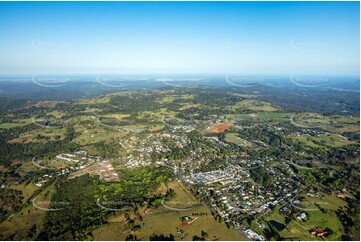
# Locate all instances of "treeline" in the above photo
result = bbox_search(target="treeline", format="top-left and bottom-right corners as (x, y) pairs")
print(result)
(36, 175), (109, 240)
(249, 164), (273, 187)
(0, 187), (23, 223)
(336, 195), (360, 240)
(258, 86), (360, 115)
(0, 125), (79, 163)
(37, 166), (175, 240)
(99, 167), (174, 206)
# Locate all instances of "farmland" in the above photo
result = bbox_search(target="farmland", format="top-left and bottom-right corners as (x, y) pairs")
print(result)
(0, 85), (359, 241)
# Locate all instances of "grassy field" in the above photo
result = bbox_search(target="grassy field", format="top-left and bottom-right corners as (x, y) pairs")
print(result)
(163, 181), (198, 209)
(256, 112), (294, 122)
(47, 110), (66, 118)
(300, 210), (344, 240)
(92, 222), (129, 240)
(93, 181), (246, 241)
(179, 103), (201, 110)
(0, 118), (32, 129)
(305, 192), (347, 211)
(137, 108), (178, 122)
(34, 100), (65, 108)
(225, 132), (252, 147)
(292, 113), (329, 126)
(0, 122), (29, 129)
(261, 192), (346, 241)
(0, 183), (55, 240)
(292, 113), (359, 134)
(9, 183), (39, 204)
(330, 115), (360, 124)
(16, 161), (41, 177)
(290, 133), (351, 148)
(289, 162), (313, 170)
(230, 100), (278, 112)
(101, 113), (130, 119)
(157, 94), (195, 104)
(225, 133), (243, 144)
(224, 112), (293, 124)
(290, 136), (323, 148)
(224, 111), (358, 137)
(147, 124), (165, 132)
(134, 207), (243, 241)
(74, 129), (126, 145)
(73, 121), (127, 145)
(335, 124), (360, 133)
(8, 127), (66, 143)
(157, 96), (177, 104)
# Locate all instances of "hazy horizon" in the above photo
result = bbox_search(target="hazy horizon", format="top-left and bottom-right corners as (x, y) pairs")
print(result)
(0, 1), (359, 76)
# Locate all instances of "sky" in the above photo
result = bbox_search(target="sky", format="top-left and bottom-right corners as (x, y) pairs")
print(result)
(0, 1), (359, 76)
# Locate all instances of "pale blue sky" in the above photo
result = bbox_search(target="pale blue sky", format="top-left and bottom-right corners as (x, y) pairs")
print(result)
(0, 1), (359, 75)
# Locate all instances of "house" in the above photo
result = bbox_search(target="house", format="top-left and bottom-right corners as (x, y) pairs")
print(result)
(145, 208), (152, 214)
(311, 228), (328, 237)
(296, 212), (307, 220)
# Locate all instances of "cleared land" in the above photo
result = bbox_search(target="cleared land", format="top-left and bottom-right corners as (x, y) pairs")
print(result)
(260, 192), (346, 240)
(211, 123), (232, 133)
(93, 181), (245, 241)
